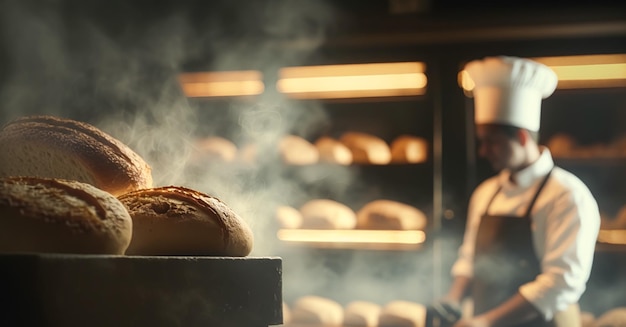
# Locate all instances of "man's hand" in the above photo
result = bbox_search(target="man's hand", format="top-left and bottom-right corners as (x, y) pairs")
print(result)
(427, 299), (462, 326)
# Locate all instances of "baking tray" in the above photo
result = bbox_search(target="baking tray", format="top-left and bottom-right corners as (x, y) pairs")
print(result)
(0, 254), (283, 327)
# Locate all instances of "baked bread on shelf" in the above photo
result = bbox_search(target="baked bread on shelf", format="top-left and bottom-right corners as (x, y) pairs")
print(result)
(0, 115), (153, 196)
(390, 135), (429, 164)
(290, 295), (344, 326)
(299, 199), (357, 230)
(340, 131), (391, 165)
(118, 186), (253, 256)
(356, 200), (427, 231)
(0, 176), (133, 255)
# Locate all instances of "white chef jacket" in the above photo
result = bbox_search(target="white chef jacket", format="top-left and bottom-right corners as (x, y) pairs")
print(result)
(451, 147), (600, 320)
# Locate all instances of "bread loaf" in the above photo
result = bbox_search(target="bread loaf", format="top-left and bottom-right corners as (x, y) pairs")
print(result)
(0, 176), (133, 255)
(118, 186), (253, 256)
(300, 199), (357, 230)
(340, 132), (391, 165)
(0, 115), (153, 196)
(378, 301), (427, 327)
(357, 200), (427, 230)
(291, 296), (344, 326)
(275, 205), (303, 229)
(192, 136), (237, 163)
(279, 135), (319, 165)
(390, 135), (428, 164)
(315, 136), (353, 165)
(343, 301), (382, 327)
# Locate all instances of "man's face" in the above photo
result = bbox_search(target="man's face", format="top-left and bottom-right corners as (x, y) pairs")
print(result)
(476, 125), (524, 172)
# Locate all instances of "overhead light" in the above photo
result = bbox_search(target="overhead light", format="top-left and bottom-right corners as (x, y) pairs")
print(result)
(277, 62), (427, 99)
(276, 229), (426, 250)
(459, 54), (626, 92)
(533, 54), (626, 89)
(178, 70), (264, 98)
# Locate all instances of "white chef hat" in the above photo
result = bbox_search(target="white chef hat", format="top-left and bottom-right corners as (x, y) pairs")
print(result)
(464, 56), (558, 131)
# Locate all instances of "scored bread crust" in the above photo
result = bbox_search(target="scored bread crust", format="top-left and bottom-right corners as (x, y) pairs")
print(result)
(0, 115), (153, 196)
(118, 186), (254, 256)
(0, 176), (133, 255)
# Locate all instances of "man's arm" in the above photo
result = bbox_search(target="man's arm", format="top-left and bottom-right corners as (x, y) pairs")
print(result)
(443, 275), (472, 303)
(463, 292), (542, 327)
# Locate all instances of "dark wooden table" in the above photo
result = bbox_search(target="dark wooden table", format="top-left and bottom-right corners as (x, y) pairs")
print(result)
(0, 254), (283, 327)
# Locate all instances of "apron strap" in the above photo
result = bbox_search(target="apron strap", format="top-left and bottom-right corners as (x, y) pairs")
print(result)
(522, 168), (554, 218)
(484, 168), (555, 218)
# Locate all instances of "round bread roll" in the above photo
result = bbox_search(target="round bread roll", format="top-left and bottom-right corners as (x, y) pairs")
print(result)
(390, 135), (428, 164)
(279, 135), (319, 165)
(594, 307), (626, 327)
(343, 301), (382, 327)
(299, 199), (357, 230)
(291, 295), (343, 326)
(546, 133), (576, 158)
(357, 200), (428, 230)
(192, 136), (238, 163)
(315, 136), (353, 165)
(0, 115), (153, 196)
(378, 301), (427, 327)
(275, 205), (303, 229)
(0, 176), (133, 255)
(118, 186), (253, 256)
(340, 131), (391, 165)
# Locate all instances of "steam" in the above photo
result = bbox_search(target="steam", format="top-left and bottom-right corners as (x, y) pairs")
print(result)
(2, 1), (621, 318)
(0, 0), (447, 311)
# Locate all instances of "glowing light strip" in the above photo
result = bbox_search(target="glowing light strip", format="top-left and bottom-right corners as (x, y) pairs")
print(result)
(277, 229), (426, 245)
(597, 229), (626, 245)
(178, 71), (264, 97)
(459, 54), (626, 92)
(277, 62), (427, 99)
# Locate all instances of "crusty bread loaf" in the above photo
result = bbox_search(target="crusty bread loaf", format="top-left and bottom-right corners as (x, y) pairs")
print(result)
(390, 135), (428, 164)
(291, 296), (344, 326)
(378, 301), (427, 327)
(0, 176), (133, 255)
(343, 301), (382, 327)
(192, 136), (238, 163)
(299, 199), (357, 230)
(279, 135), (319, 165)
(315, 136), (353, 165)
(356, 200), (427, 230)
(118, 186), (253, 256)
(340, 132), (391, 165)
(0, 115), (153, 196)
(275, 205), (303, 229)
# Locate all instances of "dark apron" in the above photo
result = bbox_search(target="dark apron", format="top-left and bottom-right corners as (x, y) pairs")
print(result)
(471, 169), (580, 327)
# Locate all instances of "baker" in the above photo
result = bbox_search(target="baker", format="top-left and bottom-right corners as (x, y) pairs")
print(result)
(429, 56), (600, 327)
